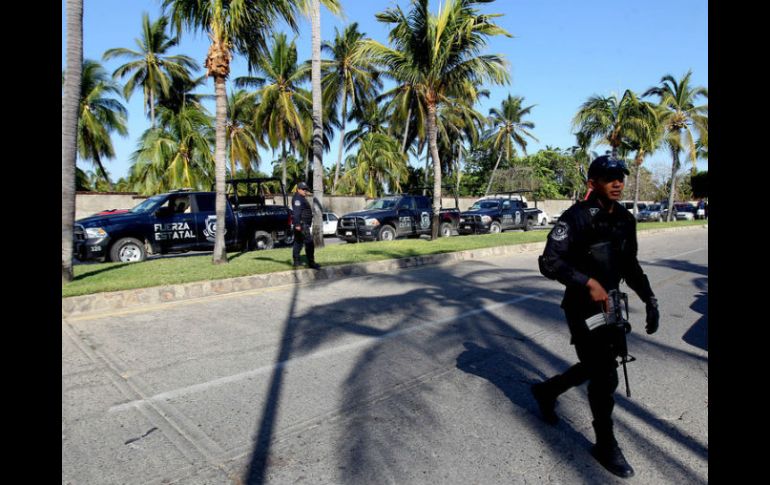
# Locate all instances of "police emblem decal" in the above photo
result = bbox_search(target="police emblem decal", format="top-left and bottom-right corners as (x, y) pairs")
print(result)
(550, 222), (569, 241)
(589, 208), (600, 217)
(420, 211), (430, 229)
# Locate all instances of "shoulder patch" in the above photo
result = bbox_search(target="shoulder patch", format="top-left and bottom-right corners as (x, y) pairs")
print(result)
(294, 200), (301, 206)
(550, 222), (569, 241)
(589, 208), (600, 217)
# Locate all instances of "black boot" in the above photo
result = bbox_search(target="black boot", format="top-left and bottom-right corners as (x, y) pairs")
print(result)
(292, 260), (303, 269)
(308, 261), (321, 270)
(531, 382), (559, 425)
(591, 420), (634, 478)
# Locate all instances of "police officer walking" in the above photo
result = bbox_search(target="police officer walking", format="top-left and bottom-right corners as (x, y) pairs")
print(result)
(292, 182), (321, 269)
(535, 155), (660, 478)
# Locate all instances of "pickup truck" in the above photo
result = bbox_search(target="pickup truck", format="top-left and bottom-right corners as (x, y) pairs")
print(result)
(336, 194), (460, 242)
(73, 178), (293, 263)
(458, 192), (542, 234)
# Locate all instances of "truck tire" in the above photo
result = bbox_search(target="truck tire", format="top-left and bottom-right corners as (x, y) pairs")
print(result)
(440, 222), (452, 237)
(109, 237), (146, 263)
(378, 225), (396, 241)
(252, 230), (274, 251)
(523, 218), (534, 231)
(489, 221), (502, 234)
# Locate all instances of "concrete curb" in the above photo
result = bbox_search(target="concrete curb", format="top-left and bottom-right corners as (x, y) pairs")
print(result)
(62, 225), (706, 318)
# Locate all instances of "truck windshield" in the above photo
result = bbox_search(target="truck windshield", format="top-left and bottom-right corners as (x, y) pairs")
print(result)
(365, 198), (399, 210)
(470, 201), (500, 210)
(130, 195), (166, 214)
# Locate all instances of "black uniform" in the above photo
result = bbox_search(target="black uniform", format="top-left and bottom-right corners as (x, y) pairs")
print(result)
(537, 195), (655, 454)
(292, 192), (315, 265)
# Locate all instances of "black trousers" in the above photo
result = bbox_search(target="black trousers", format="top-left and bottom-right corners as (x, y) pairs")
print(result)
(292, 223), (315, 264)
(543, 311), (620, 428)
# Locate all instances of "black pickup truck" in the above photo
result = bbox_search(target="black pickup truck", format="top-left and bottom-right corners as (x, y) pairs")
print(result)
(336, 193), (460, 242)
(74, 178), (293, 263)
(458, 191), (542, 235)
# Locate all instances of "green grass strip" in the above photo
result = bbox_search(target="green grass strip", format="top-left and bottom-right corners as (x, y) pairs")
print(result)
(63, 219), (705, 298)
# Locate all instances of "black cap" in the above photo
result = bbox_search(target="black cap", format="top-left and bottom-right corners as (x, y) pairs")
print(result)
(296, 182), (312, 192)
(587, 155), (630, 179)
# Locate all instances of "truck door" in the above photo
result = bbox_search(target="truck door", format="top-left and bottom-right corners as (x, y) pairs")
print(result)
(192, 193), (237, 249)
(396, 196), (416, 236)
(501, 200), (515, 229)
(151, 194), (199, 253)
(415, 196), (433, 234)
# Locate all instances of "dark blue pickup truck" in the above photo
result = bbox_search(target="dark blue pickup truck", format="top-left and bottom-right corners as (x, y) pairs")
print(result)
(336, 194), (460, 242)
(74, 178), (293, 263)
(458, 195), (541, 234)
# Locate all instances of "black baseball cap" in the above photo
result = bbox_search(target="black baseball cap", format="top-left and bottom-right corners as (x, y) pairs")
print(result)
(296, 182), (312, 192)
(587, 155), (630, 180)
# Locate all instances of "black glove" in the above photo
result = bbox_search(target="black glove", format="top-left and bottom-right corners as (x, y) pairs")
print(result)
(645, 297), (660, 334)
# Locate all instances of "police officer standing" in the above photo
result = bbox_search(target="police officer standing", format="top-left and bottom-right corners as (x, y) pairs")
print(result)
(292, 182), (321, 269)
(534, 155), (660, 478)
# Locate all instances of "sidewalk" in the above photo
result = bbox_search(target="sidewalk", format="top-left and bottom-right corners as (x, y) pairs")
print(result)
(62, 225), (706, 318)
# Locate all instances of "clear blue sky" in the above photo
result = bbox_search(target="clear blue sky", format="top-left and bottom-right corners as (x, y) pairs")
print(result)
(62, 0), (708, 183)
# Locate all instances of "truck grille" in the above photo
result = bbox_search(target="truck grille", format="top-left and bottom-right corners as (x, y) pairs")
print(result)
(339, 217), (365, 228)
(460, 215), (482, 223)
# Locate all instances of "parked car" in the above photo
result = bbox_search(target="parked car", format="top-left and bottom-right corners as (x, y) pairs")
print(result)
(458, 195), (540, 234)
(336, 194), (460, 242)
(636, 203), (668, 222)
(674, 203), (697, 221)
(536, 210), (549, 226)
(322, 212), (339, 236)
(73, 178), (293, 263)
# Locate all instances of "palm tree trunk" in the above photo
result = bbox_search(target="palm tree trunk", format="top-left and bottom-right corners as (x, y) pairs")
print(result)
(62, 0), (83, 283)
(401, 105), (412, 154)
(213, 75), (228, 263)
(230, 132), (237, 178)
(427, 102), (442, 240)
(633, 150), (644, 214)
(485, 151), (504, 196)
(92, 151), (113, 191)
(333, 90), (348, 193)
(455, 140), (462, 202)
(666, 147), (680, 222)
(310, 0), (325, 248)
(282, 140), (287, 190)
(150, 89), (155, 128)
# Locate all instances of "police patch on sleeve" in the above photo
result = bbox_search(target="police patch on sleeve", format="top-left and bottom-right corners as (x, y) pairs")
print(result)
(294, 200), (301, 206)
(550, 222), (569, 241)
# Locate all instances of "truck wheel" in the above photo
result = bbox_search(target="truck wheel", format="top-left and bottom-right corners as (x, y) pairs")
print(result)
(489, 221), (502, 234)
(524, 218), (534, 231)
(252, 231), (274, 250)
(109, 237), (146, 263)
(440, 222), (452, 237)
(378, 225), (396, 241)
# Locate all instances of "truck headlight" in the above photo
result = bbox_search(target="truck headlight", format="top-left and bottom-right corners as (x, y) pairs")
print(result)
(481, 215), (492, 223)
(85, 227), (108, 239)
(364, 218), (380, 226)
(459, 218), (466, 223)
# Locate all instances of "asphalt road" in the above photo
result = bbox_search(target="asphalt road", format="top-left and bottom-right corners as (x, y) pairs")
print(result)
(62, 228), (708, 484)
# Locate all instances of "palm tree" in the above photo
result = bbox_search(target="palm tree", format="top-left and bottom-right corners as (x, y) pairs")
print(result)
(339, 132), (407, 197)
(483, 94), (538, 195)
(644, 71), (707, 220)
(238, 33), (310, 191)
(62, 0), (83, 283)
(322, 22), (381, 193)
(343, 99), (390, 152)
(163, 0), (301, 264)
(103, 13), (198, 127)
(128, 105), (215, 195)
(75, 60), (129, 190)
(302, 0), (341, 247)
(360, 0), (511, 239)
(226, 89), (262, 177)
